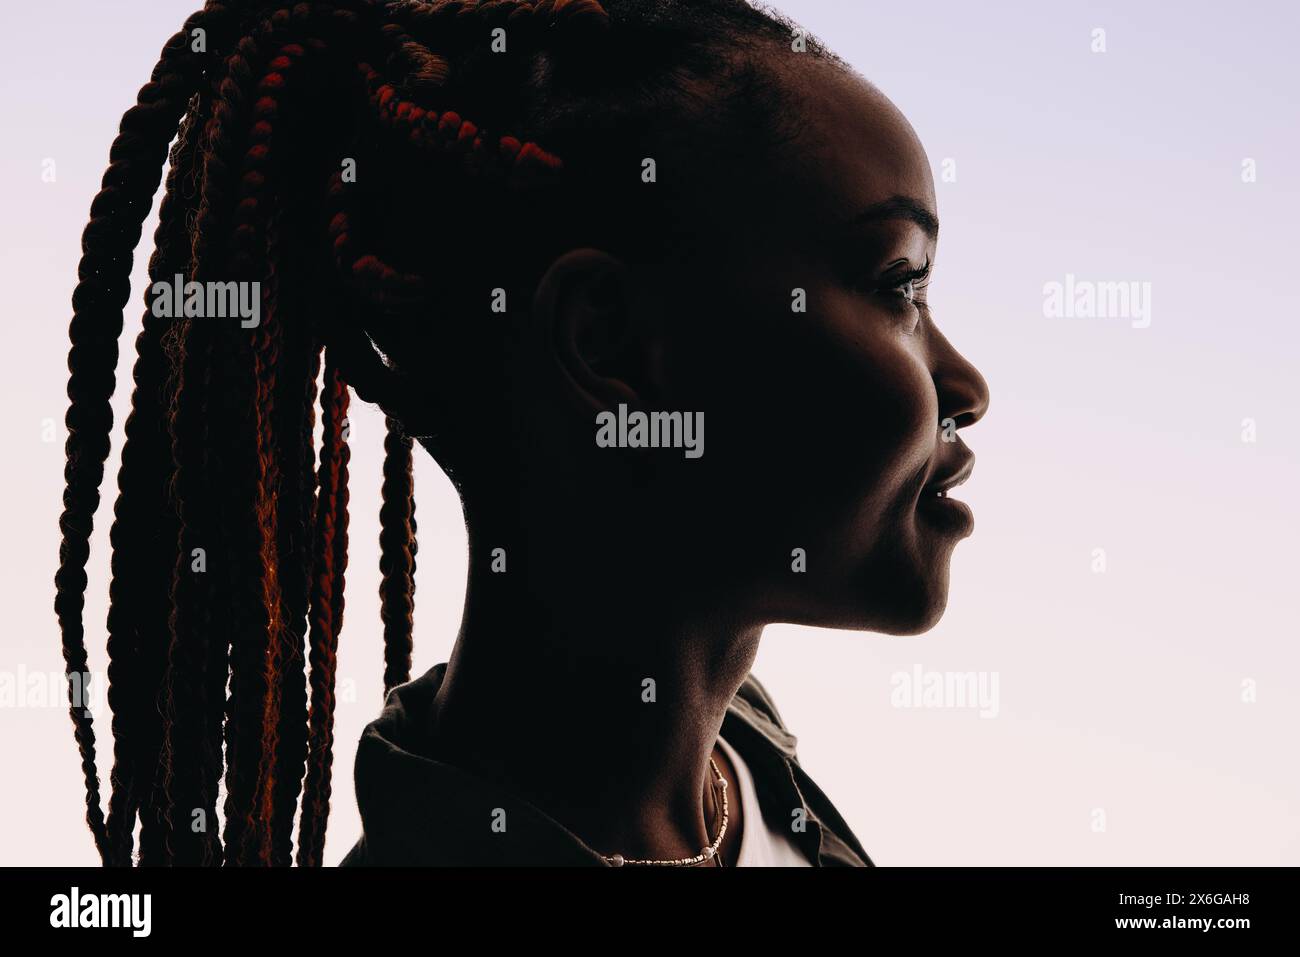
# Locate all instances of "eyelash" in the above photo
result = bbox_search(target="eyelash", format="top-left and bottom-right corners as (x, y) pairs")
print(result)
(862, 262), (931, 330)
(879, 264), (931, 306)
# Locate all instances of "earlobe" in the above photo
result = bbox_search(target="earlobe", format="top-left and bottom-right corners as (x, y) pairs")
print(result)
(535, 247), (644, 415)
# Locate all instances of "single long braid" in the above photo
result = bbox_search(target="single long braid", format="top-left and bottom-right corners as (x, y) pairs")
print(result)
(269, 332), (320, 862)
(238, 42), (308, 868)
(296, 357), (350, 866)
(379, 417), (417, 695)
(265, 211), (321, 869)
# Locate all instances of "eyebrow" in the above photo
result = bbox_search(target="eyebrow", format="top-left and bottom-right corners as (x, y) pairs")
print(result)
(847, 195), (939, 239)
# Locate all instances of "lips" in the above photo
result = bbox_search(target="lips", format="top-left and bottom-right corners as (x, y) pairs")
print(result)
(922, 455), (974, 500)
(917, 453), (976, 537)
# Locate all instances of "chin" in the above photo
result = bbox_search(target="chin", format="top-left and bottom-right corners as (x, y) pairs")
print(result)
(769, 537), (958, 634)
(783, 575), (950, 636)
(874, 597), (949, 636)
(855, 559), (953, 636)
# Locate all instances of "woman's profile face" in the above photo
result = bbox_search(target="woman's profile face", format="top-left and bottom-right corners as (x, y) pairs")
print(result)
(633, 58), (990, 635)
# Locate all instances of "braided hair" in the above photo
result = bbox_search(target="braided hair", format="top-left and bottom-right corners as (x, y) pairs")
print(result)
(56, 0), (822, 866)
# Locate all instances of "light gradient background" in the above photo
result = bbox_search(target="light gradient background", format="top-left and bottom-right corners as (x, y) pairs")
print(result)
(2, 0), (1296, 866)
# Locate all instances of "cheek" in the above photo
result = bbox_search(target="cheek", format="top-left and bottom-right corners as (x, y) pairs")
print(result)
(774, 293), (936, 496)
(843, 326), (935, 475)
(673, 285), (936, 518)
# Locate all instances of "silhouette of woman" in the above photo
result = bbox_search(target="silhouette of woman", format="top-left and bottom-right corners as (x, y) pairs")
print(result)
(55, 0), (988, 867)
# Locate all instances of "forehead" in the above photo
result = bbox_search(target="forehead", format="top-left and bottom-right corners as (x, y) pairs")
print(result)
(775, 61), (936, 229)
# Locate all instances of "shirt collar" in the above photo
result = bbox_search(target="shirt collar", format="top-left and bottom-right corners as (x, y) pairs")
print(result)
(345, 662), (868, 866)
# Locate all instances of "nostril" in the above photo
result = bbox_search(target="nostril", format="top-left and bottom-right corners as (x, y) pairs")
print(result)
(946, 410), (977, 430)
(934, 349), (990, 429)
(938, 374), (989, 430)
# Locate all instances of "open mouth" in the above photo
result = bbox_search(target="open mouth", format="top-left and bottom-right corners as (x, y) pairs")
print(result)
(917, 456), (976, 536)
(921, 457), (974, 501)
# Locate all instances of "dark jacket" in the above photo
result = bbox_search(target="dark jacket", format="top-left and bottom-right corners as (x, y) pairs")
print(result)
(340, 662), (873, 866)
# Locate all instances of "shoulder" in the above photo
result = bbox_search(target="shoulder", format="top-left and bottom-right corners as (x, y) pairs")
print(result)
(725, 671), (800, 761)
(734, 671), (792, 732)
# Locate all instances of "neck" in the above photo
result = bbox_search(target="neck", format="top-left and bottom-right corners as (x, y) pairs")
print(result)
(426, 535), (762, 862)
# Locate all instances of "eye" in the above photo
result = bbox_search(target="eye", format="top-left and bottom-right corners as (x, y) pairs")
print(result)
(872, 262), (931, 311)
(887, 277), (918, 302)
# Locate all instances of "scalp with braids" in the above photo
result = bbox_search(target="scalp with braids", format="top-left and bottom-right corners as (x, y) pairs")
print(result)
(56, 0), (824, 866)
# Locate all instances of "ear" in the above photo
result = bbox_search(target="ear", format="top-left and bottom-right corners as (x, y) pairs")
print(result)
(533, 247), (654, 417)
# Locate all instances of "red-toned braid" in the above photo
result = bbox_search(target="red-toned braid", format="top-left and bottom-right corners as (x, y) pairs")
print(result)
(297, 357), (350, 866)
(265, 237), (322, 867)
(238, 39), (337, 868)
(359, 59), (565, 186)
(236, 41), (311, 868)
(325, 168), (426, 309)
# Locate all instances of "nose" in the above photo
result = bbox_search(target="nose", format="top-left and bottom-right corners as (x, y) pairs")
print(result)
(931, 330), (989, 431)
